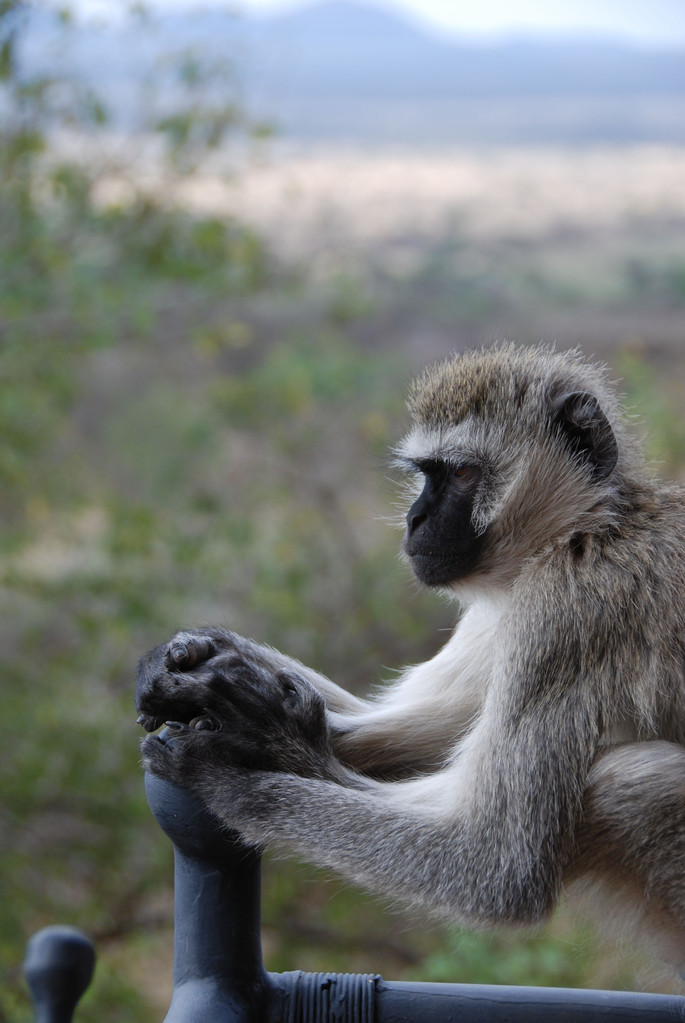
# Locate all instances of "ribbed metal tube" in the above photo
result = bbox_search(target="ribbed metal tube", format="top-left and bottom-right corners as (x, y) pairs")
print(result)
(283, 970), (380, 1023)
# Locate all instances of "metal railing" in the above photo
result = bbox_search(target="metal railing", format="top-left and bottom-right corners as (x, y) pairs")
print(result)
(24, 772), (685, 1021)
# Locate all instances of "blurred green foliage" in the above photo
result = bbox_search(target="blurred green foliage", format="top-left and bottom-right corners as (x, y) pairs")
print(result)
(0, 4), (276, 1018)
(617, 348), (685, 473)
(3, 3), (685, 1020)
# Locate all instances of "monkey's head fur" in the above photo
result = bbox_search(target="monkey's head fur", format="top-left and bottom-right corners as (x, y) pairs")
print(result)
(397, 343), (642, 594)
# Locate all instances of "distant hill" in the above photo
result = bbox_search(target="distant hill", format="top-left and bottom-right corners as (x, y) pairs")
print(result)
(251, 0), (685, 99)
(22, 1), (685, 145)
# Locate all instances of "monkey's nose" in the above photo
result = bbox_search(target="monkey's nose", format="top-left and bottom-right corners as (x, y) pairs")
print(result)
(406, 509), (427, 537)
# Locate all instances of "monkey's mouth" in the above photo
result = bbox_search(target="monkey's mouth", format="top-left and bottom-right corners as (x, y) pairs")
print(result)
(409, 554), (461, 587)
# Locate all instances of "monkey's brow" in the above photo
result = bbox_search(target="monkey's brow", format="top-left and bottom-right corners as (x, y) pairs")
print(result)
(396, 454), (467, 474)
(393, 454), (438, 473)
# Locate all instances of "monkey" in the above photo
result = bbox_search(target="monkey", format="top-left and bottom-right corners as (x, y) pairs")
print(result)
(136, 342), (685, 971)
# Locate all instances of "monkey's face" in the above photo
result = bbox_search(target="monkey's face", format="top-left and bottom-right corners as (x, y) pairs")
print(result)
(398, 346), (623, 592)
(403, 458), (487, 587)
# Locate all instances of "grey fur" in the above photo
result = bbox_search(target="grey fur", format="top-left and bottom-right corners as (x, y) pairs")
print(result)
(137, 343), (685, 971)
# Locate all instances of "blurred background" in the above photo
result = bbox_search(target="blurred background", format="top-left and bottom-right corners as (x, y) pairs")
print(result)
(2, 0), (685, 1017)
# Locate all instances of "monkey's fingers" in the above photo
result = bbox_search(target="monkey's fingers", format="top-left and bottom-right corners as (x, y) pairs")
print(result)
(165, 634), (217, 672)
(137, 712), (163, 732)
(136, 711), (221, 734)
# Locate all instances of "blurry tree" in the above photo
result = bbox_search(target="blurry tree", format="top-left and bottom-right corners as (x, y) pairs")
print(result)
(0, 3), (275, 1018)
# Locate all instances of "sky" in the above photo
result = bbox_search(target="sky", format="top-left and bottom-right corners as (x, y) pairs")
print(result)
(70, 0), (685, 47)
(255, 0), (685, 44)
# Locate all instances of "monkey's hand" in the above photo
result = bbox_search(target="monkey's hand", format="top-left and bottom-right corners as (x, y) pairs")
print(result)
(137, 629), (341, 783)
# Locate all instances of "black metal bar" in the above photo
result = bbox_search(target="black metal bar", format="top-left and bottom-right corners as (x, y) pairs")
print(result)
(264, 972), (685, 1022)
(23, 925), (95, 1023)
(25, 772), (685, 1021)
(145, 771), (685, 1023)
(372, 979), (685, 1021)
(144, 772), (270, 1022)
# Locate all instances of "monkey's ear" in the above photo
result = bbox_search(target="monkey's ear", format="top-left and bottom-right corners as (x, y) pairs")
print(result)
(550, 391), (618, 479)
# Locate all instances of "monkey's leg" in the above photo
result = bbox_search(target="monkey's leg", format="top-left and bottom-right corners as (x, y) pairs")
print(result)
(330, 607), (494, 777)
(141, 683), (593, 934)
(138, 639), (357, 781)
(570, 741), (685, 970)
(136, 627), (368, 735)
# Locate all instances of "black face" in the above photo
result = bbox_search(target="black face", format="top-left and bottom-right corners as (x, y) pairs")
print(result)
(403, 459), (485, 587)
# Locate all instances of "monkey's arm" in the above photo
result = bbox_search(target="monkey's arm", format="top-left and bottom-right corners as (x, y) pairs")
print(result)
(138, 595), (601, 926)
(141, 671), (597, 927)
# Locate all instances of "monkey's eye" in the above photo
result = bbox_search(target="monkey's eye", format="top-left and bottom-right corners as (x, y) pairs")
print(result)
(452, 463), (481, 489)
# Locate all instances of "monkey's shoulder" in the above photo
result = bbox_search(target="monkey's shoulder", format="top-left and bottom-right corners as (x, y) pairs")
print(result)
(536, 478), (685, 572)
(510, 479), (685, 651)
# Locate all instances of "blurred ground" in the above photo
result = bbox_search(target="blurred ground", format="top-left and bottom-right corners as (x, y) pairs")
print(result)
(134, 142), (685, 398)
(196, 146), (685, 251)
(105, 141), (685, 364)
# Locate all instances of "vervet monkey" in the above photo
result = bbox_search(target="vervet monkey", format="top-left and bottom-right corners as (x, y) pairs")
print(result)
(137, 344), (685, 970)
